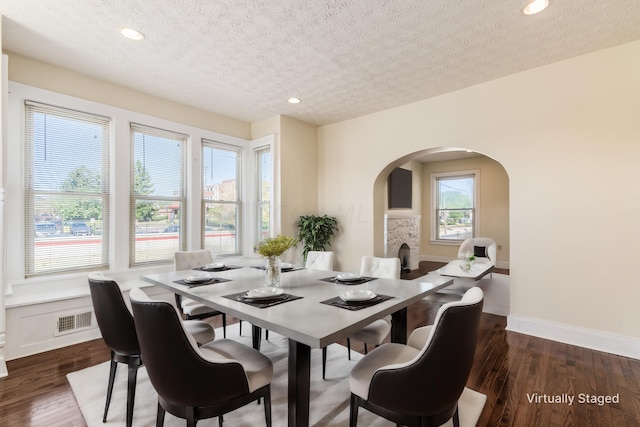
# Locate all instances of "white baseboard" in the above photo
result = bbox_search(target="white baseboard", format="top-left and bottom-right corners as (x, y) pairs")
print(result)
(507, 315), (640, 360)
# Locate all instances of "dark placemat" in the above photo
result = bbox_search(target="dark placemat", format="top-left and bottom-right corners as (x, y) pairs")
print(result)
(320, 294), (394, 311)
(223, 291), (302, 308)
(173, 277), (231, 288)
(319, 276), (377, 285)
(193, 265), (241, 272)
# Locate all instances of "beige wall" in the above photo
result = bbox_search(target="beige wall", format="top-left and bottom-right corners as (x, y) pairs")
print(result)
(318, 40), (640, 339)
(7, 53), (251, 140)
(279, 115), (318, 237)
(419, 156), (509, 263)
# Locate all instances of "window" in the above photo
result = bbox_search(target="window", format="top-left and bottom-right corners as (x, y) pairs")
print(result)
(202, 141), (241, 255)
(431, 171), (478, 242)
(256, 146), (272, 242)
(25, 101), (110, 275)
(131, 124), (187, 265)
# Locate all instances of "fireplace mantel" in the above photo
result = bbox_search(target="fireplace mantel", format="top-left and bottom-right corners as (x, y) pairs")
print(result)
(384, 214), (421, 271)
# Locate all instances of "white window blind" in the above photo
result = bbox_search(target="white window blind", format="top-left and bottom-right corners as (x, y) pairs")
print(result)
(25, 101), (110, 276)
(202, 140), (242, 255)
(130, 123), (187, 265)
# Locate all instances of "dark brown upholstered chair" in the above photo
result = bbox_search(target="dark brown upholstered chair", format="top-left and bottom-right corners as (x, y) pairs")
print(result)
(88, 273), (142, 427)
(88, 273), (215, 427)
(129, 287), (273, 427)
(348, 287), (484, 427)
(174, 250), (227, 338)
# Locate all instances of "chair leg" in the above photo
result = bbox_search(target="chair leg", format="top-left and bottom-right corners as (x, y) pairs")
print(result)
(126, 359), (140, 427)
(218, 413), (224, 427)
(349, 394), (359, 427)
(222, 313), (227, 338)
(156, 402), (165, 427)
(266, 329), (269, 340)
(364, 343), (368, 355)
(452, 405), (460, 427)
(103, 356), (118, 422)
(264, 389), (272, 427)
(347, 338), (352, 360)
(186, 406), (197, 427)
(239, 320), (243, 335)
(322, 347), (327, 379)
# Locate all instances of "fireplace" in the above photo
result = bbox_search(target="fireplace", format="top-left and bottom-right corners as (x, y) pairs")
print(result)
(384, 214), (420, 271)
(398, 243), (411, 274)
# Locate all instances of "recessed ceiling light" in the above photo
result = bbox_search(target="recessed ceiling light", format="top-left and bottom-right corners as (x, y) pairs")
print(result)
(523, 0), (549, 15)
(287, 97), (301, 104)
(120, 27), (145, 41)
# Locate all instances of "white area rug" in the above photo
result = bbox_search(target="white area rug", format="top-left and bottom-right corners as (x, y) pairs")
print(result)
(476, 273), (509, 317)
(68, 323), (486, 426)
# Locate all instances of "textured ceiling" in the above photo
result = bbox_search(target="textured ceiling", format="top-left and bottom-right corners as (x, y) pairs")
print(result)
(1, 0), (640, 126)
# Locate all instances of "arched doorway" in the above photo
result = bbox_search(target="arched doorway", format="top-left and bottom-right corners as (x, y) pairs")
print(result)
(372, 147), (510, 315)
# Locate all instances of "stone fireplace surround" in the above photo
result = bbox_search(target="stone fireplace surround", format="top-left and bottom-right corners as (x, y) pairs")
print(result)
(384, 214), (421, 271)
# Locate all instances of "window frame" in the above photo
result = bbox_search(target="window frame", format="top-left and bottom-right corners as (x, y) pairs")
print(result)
(201, 139), (243, 256)
(255, 144), (272, 242)
(6, 82), (261, 291)
(430, 169), (480, 245)
(129, 123), (188, 267)
(23, 101), (111, 276)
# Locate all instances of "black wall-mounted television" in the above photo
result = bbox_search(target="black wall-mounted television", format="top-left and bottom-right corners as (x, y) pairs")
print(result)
(388, 167), (412, 209)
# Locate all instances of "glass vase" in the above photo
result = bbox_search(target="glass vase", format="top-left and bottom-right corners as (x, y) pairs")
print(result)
(265, 256), (282, 287)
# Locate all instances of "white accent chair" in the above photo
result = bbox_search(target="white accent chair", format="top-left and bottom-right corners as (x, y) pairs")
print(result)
(174, 250), (227, 338)
(304, 250), (335, 271)
(349, 287), (484, 427)
(458, 237), (497, 265)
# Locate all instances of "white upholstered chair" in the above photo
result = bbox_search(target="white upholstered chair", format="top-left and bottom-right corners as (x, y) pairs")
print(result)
(304, 250), (335, 271)
(349, 287), (484, 427)
(323, 256), (399, 379)
(457, 237), (497, 265)
(359, 256), (401, 280)
(347, 256), (400, 355)
(174, 250), (227, 338)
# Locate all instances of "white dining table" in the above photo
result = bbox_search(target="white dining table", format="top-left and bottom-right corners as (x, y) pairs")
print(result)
(141, 261), (452, 427)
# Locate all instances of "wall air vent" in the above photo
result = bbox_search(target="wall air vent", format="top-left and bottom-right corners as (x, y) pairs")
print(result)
(54, 311), (93, 336)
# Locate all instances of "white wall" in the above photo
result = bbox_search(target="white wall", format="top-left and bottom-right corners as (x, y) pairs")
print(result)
(317, 41), (640, 356)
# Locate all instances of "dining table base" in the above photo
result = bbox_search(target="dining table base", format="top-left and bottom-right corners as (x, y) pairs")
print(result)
(288, 340), (311, 427)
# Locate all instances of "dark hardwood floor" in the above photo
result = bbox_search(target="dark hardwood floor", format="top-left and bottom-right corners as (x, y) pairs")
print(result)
(1, 294), (639, 426)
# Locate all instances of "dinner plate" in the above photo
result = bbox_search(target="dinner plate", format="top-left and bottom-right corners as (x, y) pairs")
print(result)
(340, 289), (377, 302)
(205, 263), (225, 270)
(184, 273), (211, 283)
(281, 263), (294, 271)
(244, 287), (284, 299)
(335, 273), (361, 282)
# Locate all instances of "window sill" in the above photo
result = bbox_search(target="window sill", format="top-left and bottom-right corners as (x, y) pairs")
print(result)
(5, 264), (174, 309)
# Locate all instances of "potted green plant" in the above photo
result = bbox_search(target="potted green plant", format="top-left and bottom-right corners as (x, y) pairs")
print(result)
(296, 215), (339, 263)
(255, 235), (297, 286)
